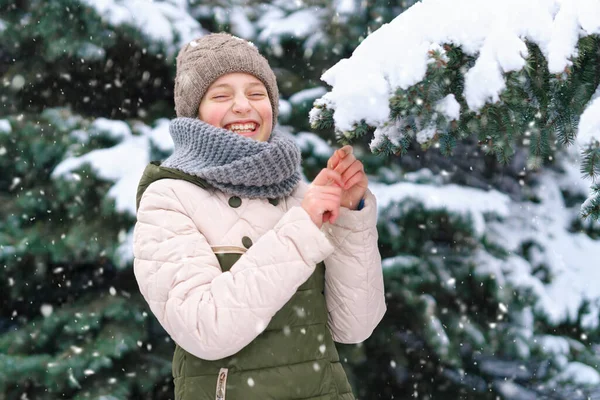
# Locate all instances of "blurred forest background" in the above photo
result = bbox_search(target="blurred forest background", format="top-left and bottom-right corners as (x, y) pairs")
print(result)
(1, 1), (600, 399)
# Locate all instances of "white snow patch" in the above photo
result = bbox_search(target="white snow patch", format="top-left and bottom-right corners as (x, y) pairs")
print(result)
(91, 118), (132, 140)
(538, 335), (571, 355)
(77, 42), (106, 61)
(79, 0), (202, 55)
(40, 304), (54, 318)
(278, 99), (292, 121)
(0, 119), (11, 134)
(488, 162), (600, 328)
(52, 134), (150, 216)
(134, 118), (173, 152)
(115, 227), (135, 269)
(370, 180), (511, 236)
(382, 255), (421, 270)
(229, 7), (255, 39)
(69, 129), (90, 143)
(370, 119), (406, 152)
(334, 0), (356, 15)
(553, 362), (600, 385)
(496, 381), (537, 400)
(258, 8), (324, 42)
(436, 94), (461, 121)
(289, 87), (328, 105)
(416, 125), (437, 144)
(577, 95), (600, 147)
(294, 132), (333, 158)
(316, 0), (600, 131)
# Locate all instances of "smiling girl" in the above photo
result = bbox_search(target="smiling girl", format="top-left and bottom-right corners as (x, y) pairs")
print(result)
(133, 33), (386, 400)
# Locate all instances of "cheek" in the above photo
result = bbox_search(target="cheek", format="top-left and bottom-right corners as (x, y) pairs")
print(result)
(199, 104), (227, 127)
(259, 103), (273, 126)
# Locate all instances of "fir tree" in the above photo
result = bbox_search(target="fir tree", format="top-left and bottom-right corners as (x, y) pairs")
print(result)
(2, 1), (600, 400)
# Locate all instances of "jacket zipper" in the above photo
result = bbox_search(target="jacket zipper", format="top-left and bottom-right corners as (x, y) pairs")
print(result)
(215, 368), (228, 400)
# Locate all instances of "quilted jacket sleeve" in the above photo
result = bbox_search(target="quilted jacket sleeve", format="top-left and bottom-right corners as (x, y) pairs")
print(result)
(133, 180), (335, 361)
(322, 188), (386, 343)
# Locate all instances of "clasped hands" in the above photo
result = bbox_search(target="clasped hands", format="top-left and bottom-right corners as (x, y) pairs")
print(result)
(301, 145), (369, 228)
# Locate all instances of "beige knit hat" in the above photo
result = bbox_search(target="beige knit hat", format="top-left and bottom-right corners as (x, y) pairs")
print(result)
(174, 33), (279, 128)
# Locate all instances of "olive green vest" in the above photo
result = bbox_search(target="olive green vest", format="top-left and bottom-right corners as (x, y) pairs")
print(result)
(136, 162), (355, 400)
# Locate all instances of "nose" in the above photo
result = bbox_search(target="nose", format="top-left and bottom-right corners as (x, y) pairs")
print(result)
(231, 93), (251, 114)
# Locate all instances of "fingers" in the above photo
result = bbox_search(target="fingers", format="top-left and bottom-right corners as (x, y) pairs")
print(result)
(327, 145), (353, 170)
(312, 193), (341, 204)
(344, 170), (366, 191)
(324, 202), (339, 223)
(311, 184), (343, 196)
(340, 145), (353, 157)
(302, 177), (343, 227)
(329, 146), (356, 177)
(322, 209), (339, 224)
(312, 168), (343, 187)
(340, 160), (364, 187)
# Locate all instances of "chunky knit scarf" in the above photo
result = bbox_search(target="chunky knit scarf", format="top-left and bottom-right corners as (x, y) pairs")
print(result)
(161, 117), (302, 199)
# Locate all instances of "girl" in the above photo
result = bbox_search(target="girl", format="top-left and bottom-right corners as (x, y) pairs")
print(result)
(133, 32), (386, 400)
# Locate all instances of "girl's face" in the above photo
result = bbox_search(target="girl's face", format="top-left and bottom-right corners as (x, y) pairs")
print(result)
(199, 72), (273, 142)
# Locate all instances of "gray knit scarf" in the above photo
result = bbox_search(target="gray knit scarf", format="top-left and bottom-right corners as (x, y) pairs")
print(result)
(161, 117), (302, 199)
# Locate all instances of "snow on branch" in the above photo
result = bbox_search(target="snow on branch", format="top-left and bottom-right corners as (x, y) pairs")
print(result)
(78, 0), (203, 56)
(314, 0), (600, 130)
(311, 0), (600, 219)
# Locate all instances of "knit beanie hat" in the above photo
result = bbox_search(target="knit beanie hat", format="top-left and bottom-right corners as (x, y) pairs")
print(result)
(174, 33), (279, 129)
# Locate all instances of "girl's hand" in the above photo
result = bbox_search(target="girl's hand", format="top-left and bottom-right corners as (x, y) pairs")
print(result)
(302, 168), (343, 228)
(327, 145), (368, 210)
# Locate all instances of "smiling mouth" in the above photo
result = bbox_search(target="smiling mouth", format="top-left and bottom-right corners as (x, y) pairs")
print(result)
(225, 122), (259, 135)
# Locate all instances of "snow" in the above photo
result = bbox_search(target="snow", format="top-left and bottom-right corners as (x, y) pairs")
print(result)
(40, 304), (53, 318)
(289, 87), (328, 105)
(495, 381), (537, 400)
(67, 130), (86, 144)
(381, 255), (421, 270)
(258, 8), (324, 42)
(416, 126), (437, 144)
(538, 335), (571, 355)
(294, 132), (334, 158)
(370, 180), (511, 236)
(0, 119), (11, 134)
(316, 0), (600, 132)
(487, 158), (600, 329)
(321, 58), (391, 131)
(78, 0), (202, 55)
(278, 99), (292, 121)
(334, 0), (356, 15)
(52, 135), (149, 215)
(592, 83), (600, 102)
(553, 362), (600, 385)
(76, 42), (106, 61)
(371, 148), (600, 332)
(435, 94), (460, 121)
(115, 228), (135, 269)
(133, 118), (173, 152)
(51, 118), (166, 217)
(370, 119), (406, 152)
(91, 118), (132, 140)
(0, 19), (7, 34)
(229, 7), (256, 39)
(577, 95), (600, 147)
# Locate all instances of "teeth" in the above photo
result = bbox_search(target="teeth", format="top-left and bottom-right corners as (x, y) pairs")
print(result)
(228, 123), (257, 132)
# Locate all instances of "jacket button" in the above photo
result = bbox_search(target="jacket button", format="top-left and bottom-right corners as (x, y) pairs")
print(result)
(228, 196), (241, 208)
(268, 198), (279, 206)
(242, 236), (253, 249)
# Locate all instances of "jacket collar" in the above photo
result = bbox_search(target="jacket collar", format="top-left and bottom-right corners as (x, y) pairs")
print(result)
(136, 161), (211, 212)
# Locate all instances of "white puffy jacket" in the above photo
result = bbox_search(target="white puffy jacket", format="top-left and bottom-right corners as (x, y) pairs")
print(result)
(133, 177), (386, 361)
